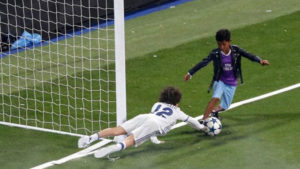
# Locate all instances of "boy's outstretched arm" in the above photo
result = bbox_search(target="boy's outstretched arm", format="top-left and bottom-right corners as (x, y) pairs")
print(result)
(184, 52), (214, 81)
(186, 116), (208, 132)
(238, 47), (270, 66)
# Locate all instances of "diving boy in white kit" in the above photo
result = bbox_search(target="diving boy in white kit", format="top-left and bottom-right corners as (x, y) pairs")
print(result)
(78, 86), (207, 158)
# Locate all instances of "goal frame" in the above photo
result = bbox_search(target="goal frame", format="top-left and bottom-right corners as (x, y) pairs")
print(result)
(114, 0), (127, 127)
(0, 0), (127, 137)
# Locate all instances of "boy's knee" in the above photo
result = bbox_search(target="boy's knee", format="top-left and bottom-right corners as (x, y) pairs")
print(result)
(211, 98), (220, 103)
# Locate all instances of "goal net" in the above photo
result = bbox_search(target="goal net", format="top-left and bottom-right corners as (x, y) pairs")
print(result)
(0, 0), (126, 136)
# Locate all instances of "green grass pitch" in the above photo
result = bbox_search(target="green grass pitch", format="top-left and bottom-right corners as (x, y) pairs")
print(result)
(0, 0), (300, 168)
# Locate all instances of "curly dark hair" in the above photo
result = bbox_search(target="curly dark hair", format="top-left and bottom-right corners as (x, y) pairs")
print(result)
(215, 29), (231, 42)
(159, 86), (182, 105)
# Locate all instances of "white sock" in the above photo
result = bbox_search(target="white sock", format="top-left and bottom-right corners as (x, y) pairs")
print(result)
(89, 133), (99, 143)
(119, 141), (126, 150)
(94, 141), (127, 158)
(108, 142), (126, 154)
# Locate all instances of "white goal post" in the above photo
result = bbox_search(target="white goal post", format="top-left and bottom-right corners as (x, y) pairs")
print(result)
(114, 0), (127, 127)
(0, 0), (126, 137)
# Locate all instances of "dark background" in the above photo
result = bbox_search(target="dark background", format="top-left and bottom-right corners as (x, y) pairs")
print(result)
(0, 0), (174, 51)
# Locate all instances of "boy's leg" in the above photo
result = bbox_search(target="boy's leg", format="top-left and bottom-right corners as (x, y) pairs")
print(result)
(212, 83), (236, 119)
(78, 126), (127, 148)
(78, 115), (149, 148)
(211, 105), (225, 119)
(219, 84), (236, 110)
(99, 126), (127, 138)
(95, 118), (159, 158)
(94, 134), (135, 158)
(203, 98), (220, 119)
(213, 106), (224, 112)
(202, 81), (223, 120)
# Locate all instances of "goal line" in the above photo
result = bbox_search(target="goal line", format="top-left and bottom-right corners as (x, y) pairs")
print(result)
(31, 82), (300, 169)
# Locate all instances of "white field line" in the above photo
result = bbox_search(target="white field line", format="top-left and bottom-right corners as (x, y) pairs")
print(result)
(0, 121), (84, 137)
(31, 139), (112, 169)
(171, 83), (300, 130)
(26, 82), (300, 168)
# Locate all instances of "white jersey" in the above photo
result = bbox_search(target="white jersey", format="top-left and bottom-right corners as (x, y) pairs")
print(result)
(150, 102), (189, 135)
(121, 102), (204, 146)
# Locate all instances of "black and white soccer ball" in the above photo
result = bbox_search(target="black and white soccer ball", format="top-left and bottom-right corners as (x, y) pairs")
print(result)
(205, 117), (222, 136)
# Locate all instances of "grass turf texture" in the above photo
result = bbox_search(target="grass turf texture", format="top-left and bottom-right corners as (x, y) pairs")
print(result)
(125, 0), (300, 59)
(1, 0), (300, 135)
(0, 0), (300, 168)
(0, 10), (300, 169)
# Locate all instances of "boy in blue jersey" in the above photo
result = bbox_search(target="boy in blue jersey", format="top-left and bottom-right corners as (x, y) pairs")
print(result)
(78, 86), (207, 158)
(184, 29), (269, 120)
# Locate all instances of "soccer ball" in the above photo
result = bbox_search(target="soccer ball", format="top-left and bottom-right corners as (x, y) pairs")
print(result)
(205, 117), (222, 136)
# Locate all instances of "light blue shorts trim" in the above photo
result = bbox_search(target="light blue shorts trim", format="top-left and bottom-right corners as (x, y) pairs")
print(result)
(212, 81), (237, 110)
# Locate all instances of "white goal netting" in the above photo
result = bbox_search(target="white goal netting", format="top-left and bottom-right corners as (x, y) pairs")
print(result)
(0, 0), (126, 136)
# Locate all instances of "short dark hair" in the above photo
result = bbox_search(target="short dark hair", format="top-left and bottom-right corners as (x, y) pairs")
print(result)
(159, 86), (182, 105)
(215, 29), (231, 42)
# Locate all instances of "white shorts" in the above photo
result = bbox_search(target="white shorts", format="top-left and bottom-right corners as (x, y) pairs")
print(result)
(120, 114), (160, 146)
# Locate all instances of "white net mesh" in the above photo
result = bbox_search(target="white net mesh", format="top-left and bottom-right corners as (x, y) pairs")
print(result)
(0, 0), (121, 135)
